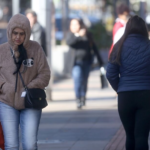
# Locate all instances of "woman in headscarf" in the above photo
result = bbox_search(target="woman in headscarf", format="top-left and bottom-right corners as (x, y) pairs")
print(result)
(0, 14), (50, 150)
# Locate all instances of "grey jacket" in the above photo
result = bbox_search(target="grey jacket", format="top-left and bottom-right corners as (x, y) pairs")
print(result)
(31, 22), (47, 55)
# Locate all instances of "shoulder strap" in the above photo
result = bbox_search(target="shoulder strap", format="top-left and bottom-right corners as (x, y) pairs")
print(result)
(10, 47), (27, 90)
(18, 71), (26, 89)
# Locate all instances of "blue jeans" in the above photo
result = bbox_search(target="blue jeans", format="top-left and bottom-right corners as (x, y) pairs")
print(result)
(72, 61), (91, 99)
(0, 102), (41, 150)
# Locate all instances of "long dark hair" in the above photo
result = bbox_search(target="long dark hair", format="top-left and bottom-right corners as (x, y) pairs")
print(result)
(70, 18), (94, 44)
(109, 15), (149, 65)
(71, 18), (86, 30)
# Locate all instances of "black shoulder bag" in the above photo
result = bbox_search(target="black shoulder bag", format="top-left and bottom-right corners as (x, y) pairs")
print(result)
(19, 72), (48, 109)
(10, 48), (48, 109)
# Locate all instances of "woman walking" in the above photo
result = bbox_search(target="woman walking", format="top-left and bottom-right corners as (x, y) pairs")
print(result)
(107, 15), (150, 150)
(0, 14), (50, 150)
(66, 18), (103, 109)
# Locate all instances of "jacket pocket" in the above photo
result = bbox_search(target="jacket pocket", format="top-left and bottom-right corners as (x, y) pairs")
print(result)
(0, 82), (5, 93)
(1, 82), (6, 93)
(1, 83), (15, 103)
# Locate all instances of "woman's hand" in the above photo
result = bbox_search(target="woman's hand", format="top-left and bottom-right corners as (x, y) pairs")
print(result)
(78, 29), (86, 36)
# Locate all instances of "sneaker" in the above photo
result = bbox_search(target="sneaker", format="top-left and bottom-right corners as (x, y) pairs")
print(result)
(76, 98), (82, 109)
(81, 96), (86, 106)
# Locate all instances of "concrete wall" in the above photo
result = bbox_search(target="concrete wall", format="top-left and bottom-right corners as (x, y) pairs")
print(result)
(51, 45), (109, 81)
(51, 45), (75, 80)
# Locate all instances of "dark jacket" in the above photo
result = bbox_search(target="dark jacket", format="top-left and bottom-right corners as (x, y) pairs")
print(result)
(106, 34), (150, 92)
(66, 32), (103, 66)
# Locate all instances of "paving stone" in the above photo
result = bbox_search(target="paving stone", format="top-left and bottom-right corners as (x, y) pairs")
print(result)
(37, 70), (122, 150)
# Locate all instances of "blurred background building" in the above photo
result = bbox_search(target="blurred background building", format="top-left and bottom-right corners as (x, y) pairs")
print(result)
(0, 0), (149, 45)
(0, 0), (150, 100)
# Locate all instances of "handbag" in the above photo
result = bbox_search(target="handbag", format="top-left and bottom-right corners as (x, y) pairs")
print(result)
(10, 47), (48, 109)
(18, 72), (48, 109)
(100, 67), (108, 89)
(0, 122), (4, 150)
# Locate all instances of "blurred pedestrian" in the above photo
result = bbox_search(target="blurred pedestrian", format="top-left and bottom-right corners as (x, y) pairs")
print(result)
(0, 14), (50, 149)
(1, 6), (11, 22)
(107, 15), (150, 150)
(25, 9), (47, 55)
(66, 18), (103, 109)
(109, 3), (130, 57)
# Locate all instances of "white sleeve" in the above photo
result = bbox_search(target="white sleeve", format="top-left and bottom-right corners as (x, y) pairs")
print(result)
(114, 27), (125, 44)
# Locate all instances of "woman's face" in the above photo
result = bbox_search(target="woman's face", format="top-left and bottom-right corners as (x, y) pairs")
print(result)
(12, 28), (25, 45)
(70, 19), (81, 33)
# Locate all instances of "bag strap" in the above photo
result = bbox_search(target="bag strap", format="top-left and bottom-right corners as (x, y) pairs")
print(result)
(18, 71), (26, 89)
(10, 47), (27, 91)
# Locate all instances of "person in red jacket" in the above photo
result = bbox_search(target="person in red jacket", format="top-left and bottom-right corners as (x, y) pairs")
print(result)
(109, 3), (130, 57)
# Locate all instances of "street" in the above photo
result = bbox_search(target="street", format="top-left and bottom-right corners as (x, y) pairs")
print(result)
(37, 69), (122, 150)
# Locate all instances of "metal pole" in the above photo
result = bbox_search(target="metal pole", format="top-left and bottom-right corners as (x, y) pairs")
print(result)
(147, 0), (150, 13)
(62, 0), (69, 41)
(12, 0), (20, 15)
(113, 0), (117, 19)
(140, 0), (146, 19)
(46, 0), (52, 101)
(126, 0), (130, 7)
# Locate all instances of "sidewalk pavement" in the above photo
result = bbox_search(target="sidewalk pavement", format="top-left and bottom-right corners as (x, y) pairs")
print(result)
(37, 69), (122, 150)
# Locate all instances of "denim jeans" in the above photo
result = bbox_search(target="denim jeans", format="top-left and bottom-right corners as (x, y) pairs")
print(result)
(72, 61), (91, 99)
(0, 102), (41, 150)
